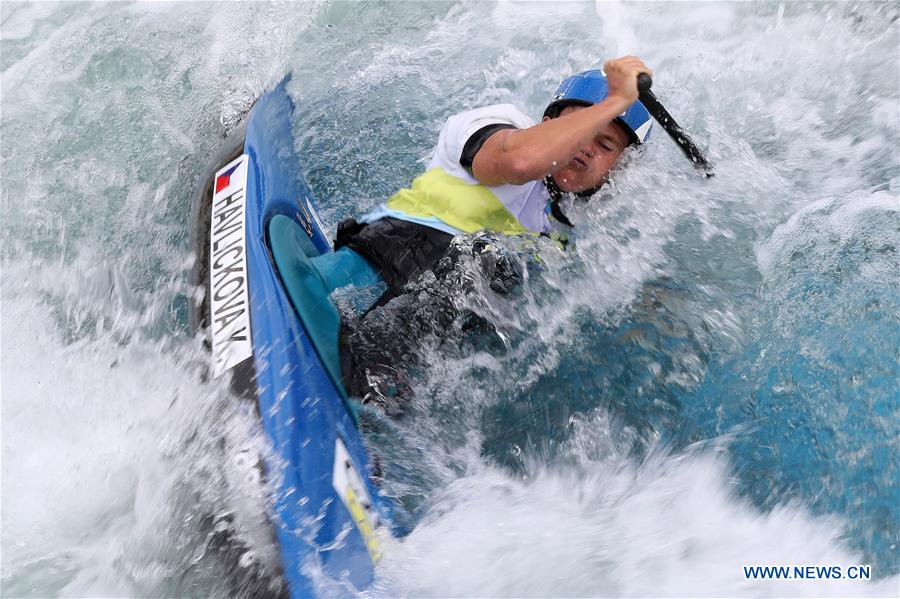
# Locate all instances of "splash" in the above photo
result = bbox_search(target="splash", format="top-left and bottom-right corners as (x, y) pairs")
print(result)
(2, 0), (898, 596)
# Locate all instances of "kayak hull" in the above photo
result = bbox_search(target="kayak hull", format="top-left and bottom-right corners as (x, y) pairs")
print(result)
(190, 76), (391, 597)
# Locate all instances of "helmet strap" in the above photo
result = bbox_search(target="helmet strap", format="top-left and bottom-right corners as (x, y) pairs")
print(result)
(543, 175), (574, 227)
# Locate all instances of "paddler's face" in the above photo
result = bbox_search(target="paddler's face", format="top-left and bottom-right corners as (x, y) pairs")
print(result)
(545, 105), (630, 194)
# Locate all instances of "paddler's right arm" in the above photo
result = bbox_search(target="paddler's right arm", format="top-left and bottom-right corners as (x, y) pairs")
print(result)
(470, 56), (650, 186)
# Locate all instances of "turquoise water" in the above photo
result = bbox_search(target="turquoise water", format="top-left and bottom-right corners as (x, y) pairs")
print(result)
(2, 1), (898, 597)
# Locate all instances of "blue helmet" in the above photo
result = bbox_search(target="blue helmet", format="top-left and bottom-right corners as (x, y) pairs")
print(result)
(544, 70), (653, 144)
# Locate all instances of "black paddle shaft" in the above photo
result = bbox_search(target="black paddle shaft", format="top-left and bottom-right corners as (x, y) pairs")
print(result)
(637, 73), (713, 176)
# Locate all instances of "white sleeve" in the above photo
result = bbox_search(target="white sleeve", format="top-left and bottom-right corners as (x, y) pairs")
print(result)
(428, 104), (535, 181)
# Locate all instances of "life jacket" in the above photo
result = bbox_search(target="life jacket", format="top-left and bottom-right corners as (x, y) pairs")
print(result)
(337, 104), (571, 298)
(362, 104), (561, 237)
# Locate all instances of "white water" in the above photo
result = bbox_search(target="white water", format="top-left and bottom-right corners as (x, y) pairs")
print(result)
(2, 1), (898, 597)
(375, 449), (892, 598)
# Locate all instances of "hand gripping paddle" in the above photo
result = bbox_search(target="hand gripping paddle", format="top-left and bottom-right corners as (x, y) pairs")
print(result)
(637, 73), (713, 176)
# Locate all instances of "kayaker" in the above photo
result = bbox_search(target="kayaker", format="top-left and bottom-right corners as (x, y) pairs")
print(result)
(337, 55), (655, 404)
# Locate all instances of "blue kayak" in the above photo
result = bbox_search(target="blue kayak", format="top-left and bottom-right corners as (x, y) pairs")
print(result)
(189, 75), (394, 597)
